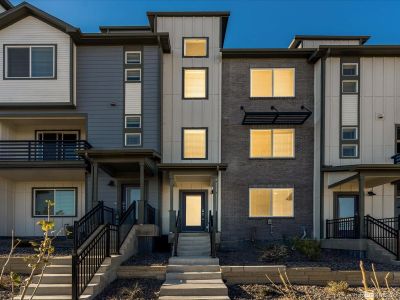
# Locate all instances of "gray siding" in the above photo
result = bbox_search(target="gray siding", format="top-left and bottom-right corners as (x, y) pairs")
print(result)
(77, 46), (124, 148)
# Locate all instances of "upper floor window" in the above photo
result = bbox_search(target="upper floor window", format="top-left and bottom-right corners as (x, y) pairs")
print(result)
(183, 38), (208, 57)
(182, 128), (207, 159)
(6, 45), (55, 79)
(125, 133), (141, 146)
(250, 68), (295, 98)
(342, 80), (358, 93)
(250, 129), (294, 158)
(342, 63), (358, 76)
(125, 116), (141, 129)
(183, 68), (208, 99)
(125, 51), (141, 64)
(125, 69), (141, 82)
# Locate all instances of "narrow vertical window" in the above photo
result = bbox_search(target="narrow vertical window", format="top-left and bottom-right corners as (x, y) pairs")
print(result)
(183, 68), (207, 99)
(182, 128), (207, 159)
(183, 38), (208, 57)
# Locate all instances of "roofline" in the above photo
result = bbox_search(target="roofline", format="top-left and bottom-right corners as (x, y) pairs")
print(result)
(289, 35), (371, 49)
(99, 25), (151, 33)
(221, 48), (315, 59)
(0, 0), (13, 10)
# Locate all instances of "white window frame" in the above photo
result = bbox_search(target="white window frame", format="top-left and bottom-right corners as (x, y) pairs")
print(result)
(342, 80), (359, 93)
(342, 63), (359, 76)
(5, 45), (56, 79)
(341, 144), (358, 158)
(125, 115), (142, 129)
(248, 187), (294, 218)
(250, 129), (295, 158)
(341, 127), (358, 141)
(250, 68), (295, 98)
(125, 133), (142, 146)
(33, 188), (76, 217)
(125, 51), (141, 64)
(125, 68), (141, 82)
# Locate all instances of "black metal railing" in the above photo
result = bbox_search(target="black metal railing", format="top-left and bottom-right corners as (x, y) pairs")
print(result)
(173, 211), (181, 257)
(0, 140), (91, 161)
(365, 215), (400, 259)
(326, 217), (360, 239)
(145, 203), (156, 224)
(73, 201), (115, 250)
(209, 211), (216, 258)
(377, 216), (400, 230)
(118, 202), (137, 249)
(72, 224), (110, 300)
(391, 153), (400, 164)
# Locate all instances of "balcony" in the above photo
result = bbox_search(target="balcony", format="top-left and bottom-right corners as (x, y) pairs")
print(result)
(0, 140), (91, 162)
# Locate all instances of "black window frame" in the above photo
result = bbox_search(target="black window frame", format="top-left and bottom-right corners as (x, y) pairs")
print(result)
(32, 187), (77, 218)
(182, 67), (209, 100)
(182, 37), (209, 58)
(181, 127), (208, 160)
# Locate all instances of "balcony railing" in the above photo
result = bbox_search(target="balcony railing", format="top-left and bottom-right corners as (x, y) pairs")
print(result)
(0, 140), (91, 161)
(326, 217), (360, 239)
(391, 153), (400, 164)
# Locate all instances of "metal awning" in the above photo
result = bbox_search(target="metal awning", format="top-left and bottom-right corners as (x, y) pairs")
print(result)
(241, 106), (312, 125)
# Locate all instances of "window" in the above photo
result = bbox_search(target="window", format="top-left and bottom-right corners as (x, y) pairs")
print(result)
(125, 133), (141, 146)
(183, 68), (207, 99)
(6, 46), (55, 79)
(342, 127), (358, 140)
(250, 68), (295, 97)
(249, 188), (294, 217)
(33, 188), (76, 217)
(342, 63), (358, 76)
(250, 129), (294, 158)
(125, 51), (141, 64)
(125, 69), (141, 82)
(183, 38), (208, 57)
(183, 128), (207, 159)
(342, 144), (358, 158)
(342, 80), (358, 93)
(397, 126), (400, 154)
(125, 116), (141, 128)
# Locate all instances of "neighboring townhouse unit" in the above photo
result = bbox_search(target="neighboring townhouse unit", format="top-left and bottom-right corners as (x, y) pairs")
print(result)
(0, 0), (12, 13)
(220, 48), (315, 246)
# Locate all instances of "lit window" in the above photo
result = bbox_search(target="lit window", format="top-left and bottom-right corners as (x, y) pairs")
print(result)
(6, 46), (55, 78)
(125, 116), (141, 128)
(125, 51), (141, 64)
(183, 38), (208, 57)
(33, 188), (76, 217)
(250, 68), (295, 97)
(342, 144), (358, 158)
(342, 63), (358, 76)
(125, 133), (141, 146)
(183, 128), (207, 159)
(249, 188), (294, 217)
(342, 80), (358, 93)
(342, 127), (358, 140)
(126, 69), (141, 82)
(183, 68), (207, 99)
(250, 129), (294, 158)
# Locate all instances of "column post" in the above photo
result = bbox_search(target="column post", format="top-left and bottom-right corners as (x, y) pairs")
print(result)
(359, 173), (365, 238)
(92, 161), (99, 208)
(138, 161), (145, 224)
(169, 173), (176, 233)
(212, 175), (218, 232)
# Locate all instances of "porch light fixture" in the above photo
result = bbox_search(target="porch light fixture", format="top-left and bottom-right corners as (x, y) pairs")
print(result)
(108, 180), (115, 187)
(367, 191), (376, 196)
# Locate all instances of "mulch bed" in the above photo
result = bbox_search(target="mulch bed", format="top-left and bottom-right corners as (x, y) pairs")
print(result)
(218, 244), (400, 271)
(0, 238), (72, 257)
(122, 251), (170, 266)
(228, 284), (400, 299)
(0, 275), (25, 300)
(94, 278), (162, 300)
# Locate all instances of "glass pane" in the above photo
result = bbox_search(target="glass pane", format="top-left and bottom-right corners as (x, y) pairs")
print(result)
(342, 128), (357, 140)
(7, 47), (29, 77)
(126, 116), (141, 128)
(183, 129), (206, 159)
(250, 130), (272, 157)
(126, 133), (141, 146)
(274, 69), (295, 97)
(272, 189), (293, 217)
(251, 69), (272, 97)
(184, 38), (207, 57)
(184, 69), (206, 98)
(126, 69), (141, 81)
(126, 52), (141, 64)
(249, 189), (271, 217)
(342, 81), (358, 93)
(55, 190), (75, 216)
(185, 195), (202, 226)
(342, 145), (357, 157)
(338, 196), (356, 218)
(273, 129), (294, 157)
(35, 190), (55, 216)
(342, 64), (358, 76)
(32, 47), (54, 77)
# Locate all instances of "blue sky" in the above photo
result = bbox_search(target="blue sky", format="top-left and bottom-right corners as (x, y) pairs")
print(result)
(10, 0), (400, 48)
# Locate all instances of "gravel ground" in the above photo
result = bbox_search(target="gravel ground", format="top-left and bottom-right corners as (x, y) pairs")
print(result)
(0, 275), (25, 300)
(219, 245), (400, 271)
(93, 278), (162, 300)
(122, 251), (170, 266)
(0, 238), (72, 257)
(229, 284), (400, 299)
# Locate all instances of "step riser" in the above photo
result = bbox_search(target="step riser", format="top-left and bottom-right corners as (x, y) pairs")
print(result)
(32, 276), (72, 284)
(45, 267), (71, 274)
(160, 287), (228, 297)
(169, 257), (219, 265)
(25, 287), (71, 296)
(178, 252), (211, 256)
(166, 273), (222, 280)
(167, 266), (220, 272)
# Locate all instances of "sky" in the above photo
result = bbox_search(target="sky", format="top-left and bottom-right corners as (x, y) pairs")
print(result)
(10, 0), (400, 48)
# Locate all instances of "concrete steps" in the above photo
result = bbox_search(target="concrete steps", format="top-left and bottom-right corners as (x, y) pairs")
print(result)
(177, 233), (211, 257)
(367, 240), (400, 266)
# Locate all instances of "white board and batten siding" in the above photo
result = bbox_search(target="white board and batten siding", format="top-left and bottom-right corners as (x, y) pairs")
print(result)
(125, 83), (141, 114)
(156, 16), (222, 163)
(302, 40), (361, 49)
(324, 57), (400, 166)
(0, 16), (73, 104)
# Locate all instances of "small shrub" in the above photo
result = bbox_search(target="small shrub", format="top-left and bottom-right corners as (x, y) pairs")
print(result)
(325, 281), (349, 295)
(118, 282), (143, 300)
(259, 244), (289, 262)
(293, 238), (321, 260)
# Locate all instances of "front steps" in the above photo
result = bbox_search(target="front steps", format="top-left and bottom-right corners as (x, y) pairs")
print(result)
(177, 233), (211, 257)
(366, 240), (400, 266)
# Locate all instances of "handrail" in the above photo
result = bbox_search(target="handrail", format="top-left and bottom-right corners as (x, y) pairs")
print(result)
(377, 216), (400, 230)
(365, 215), (400, 259)
(0, 140), (91, 161)
(391, 153), (400, 164)
(209, 211), (216, 258)
(326, 217), (359, 239)
(173, 211), (181, 256)
(118, 202), (137, 249)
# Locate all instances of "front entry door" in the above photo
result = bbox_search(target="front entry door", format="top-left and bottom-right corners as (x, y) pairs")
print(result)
(335, 194), (359, 237)
(121, 185), (141, 218)
(181, 191), (206, 232)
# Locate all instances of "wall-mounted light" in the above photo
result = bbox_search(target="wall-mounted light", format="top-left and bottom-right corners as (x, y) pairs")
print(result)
(108, 180), (115, 187)
(368, 191), (376, 196)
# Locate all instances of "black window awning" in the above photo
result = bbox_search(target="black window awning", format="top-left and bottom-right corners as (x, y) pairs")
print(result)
(241, 106), (312, 125)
